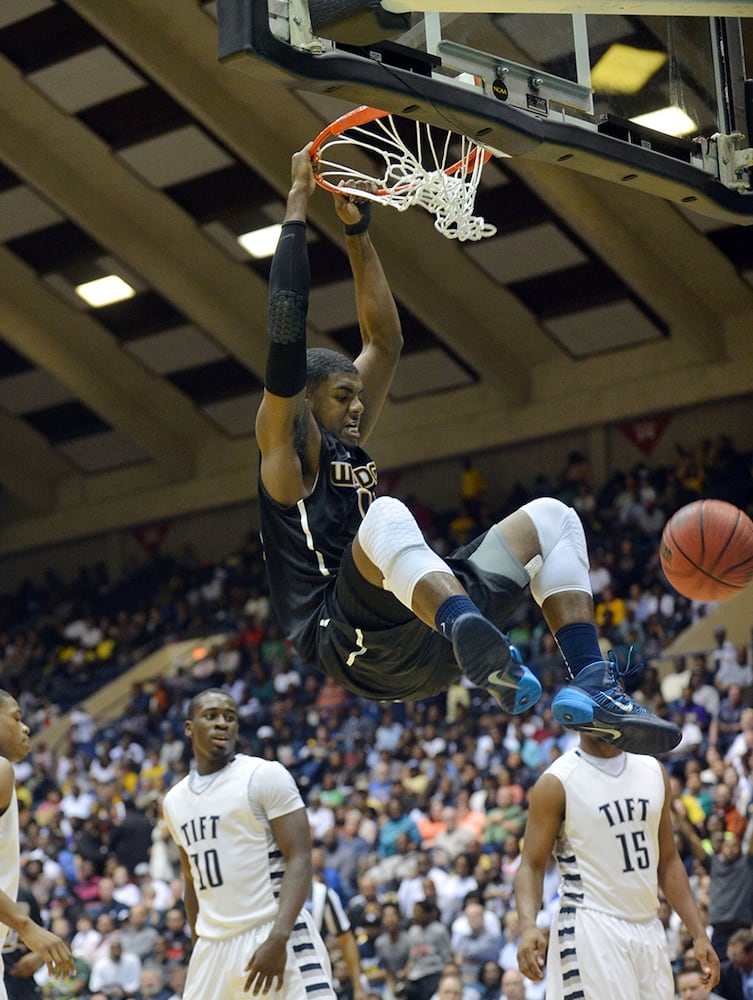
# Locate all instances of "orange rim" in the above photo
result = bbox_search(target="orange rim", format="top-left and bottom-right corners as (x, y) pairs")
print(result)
(310, 105), (492, 197)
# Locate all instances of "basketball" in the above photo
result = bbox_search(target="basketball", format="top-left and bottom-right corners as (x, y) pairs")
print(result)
(660, 499), (753, 602)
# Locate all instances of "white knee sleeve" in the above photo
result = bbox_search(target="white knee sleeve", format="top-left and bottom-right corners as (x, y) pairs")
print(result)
(520, 497), (592, 606)
(358, 497), (451, 608)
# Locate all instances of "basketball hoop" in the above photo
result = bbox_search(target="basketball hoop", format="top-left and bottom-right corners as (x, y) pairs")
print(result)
(310, 106), (496, 241)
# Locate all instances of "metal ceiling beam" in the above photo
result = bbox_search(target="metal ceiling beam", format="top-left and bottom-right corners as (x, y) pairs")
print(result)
(0, 246), (208, 479)
(0, 409), (74, 512)
(0, 441), (259, 558)
(0, 53), (270, 378)
(509, 161), (748, 364)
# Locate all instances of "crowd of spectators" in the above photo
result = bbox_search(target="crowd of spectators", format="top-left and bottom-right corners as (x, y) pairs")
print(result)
(2, 432), (753, 999)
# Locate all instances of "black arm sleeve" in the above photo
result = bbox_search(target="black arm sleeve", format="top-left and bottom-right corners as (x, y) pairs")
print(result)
(266, 220), (309, 397)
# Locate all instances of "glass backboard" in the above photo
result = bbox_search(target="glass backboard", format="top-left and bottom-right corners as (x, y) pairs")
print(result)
(218, 1), (753, 223)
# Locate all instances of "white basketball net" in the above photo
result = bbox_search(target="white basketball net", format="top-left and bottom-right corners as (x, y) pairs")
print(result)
(314, 113), (496, 242)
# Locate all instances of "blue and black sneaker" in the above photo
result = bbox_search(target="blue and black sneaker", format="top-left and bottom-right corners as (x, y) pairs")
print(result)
(551, 656), (681, 755)
(451, 613), (542, 714)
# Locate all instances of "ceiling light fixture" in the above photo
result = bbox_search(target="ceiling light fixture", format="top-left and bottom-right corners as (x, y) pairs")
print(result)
(591, 43), (667, 95)
(75, 274), (136, 307)
(630, 105), (697, 138)
(237, 224), (283, 258)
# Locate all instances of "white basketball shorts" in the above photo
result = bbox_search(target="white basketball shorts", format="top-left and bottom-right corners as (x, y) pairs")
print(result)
(184, 910), (335, 1000)
(546, 906), (674, 1000)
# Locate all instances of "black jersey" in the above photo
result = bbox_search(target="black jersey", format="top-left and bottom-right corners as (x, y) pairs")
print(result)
(259, 428), (525, 702)
(258, 427), (377, 662)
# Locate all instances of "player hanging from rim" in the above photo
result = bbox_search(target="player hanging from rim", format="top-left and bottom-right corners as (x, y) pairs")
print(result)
(255, 144), (682, 757)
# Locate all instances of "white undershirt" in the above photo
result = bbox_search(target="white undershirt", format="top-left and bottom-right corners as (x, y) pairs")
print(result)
(575, 747), (627, 777)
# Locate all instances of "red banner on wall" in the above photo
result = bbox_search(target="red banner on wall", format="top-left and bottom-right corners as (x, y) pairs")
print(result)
(619, 414), (672, 456)
(133, 521), (169, 554)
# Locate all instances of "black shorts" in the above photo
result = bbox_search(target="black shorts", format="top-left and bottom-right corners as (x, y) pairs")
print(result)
(314, 529), (527, 701)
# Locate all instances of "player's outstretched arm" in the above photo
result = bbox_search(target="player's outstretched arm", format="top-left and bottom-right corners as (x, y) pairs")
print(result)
(515, 774), (564, 983)
(256, 146), (320, 506)
(332, 188), (403, 445)
(657, 769), (720, 990)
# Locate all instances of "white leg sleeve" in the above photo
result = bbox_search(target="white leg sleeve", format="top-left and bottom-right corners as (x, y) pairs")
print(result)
(357, 496), (452, 608)
(520, 497), (592, 606)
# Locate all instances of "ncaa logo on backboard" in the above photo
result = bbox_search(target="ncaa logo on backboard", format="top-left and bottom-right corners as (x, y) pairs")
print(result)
(492, 79), (509, 102)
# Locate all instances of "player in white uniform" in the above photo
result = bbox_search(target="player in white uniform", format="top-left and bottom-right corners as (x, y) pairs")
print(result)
(162, 689), (335, 1000)
(514, 732), (719, 1000)
(0, 692), (75, 999)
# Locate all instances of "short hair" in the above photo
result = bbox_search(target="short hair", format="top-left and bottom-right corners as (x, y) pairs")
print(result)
(306, 348), (357, 391)
(187, 688), (234, 720)
(0, 690), (14, 710)
(729, 928), (753, 950)
(677, 959), (702, 976)
(438, 973), (463, 995)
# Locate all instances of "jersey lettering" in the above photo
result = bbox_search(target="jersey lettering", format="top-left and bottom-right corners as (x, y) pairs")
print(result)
(180, 814), (220, 846)
(615, 829), (650, 872)
(179, 815), (224, 892)
(357, 487), (373, 519)
(597, 797), (649, 826)
(329, 459), (377, 491)
(329, 458), (377, 520)
(597, 798), (651, 874)
(190, 847), (224, 890)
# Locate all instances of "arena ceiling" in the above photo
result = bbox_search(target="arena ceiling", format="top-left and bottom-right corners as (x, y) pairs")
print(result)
(0, 0), (752, 558)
